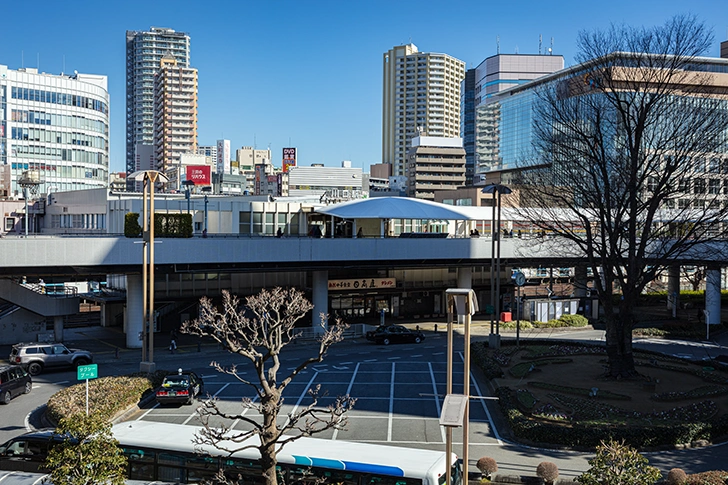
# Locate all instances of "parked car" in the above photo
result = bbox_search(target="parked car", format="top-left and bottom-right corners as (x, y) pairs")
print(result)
(0, 365), (32, 404)
(0, 429), (59, 472)
(9, 343), (93, 376)
(366, 325), (425, 345)
(156, 370), (204, 405)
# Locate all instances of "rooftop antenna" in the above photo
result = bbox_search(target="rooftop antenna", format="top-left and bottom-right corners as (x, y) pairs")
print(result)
(515, 45), (519, 54)
(496, 36), (500, 54)
(21, 50), (24, 68)
(254, 134), (257, 150)
(62, 55), (65, 75)
(550, 37), (554, 55)
(37, 53), (40, 71)
(539, 35), (542, 55)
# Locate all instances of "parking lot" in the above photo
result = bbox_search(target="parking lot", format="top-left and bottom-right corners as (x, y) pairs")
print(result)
(134, 339), (502, 453)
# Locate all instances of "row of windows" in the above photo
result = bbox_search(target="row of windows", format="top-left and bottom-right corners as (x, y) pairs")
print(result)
(11, 162), (106, 180)
(11, 127), (107, 149)
(12, 144), (107, 165)
(50, 214), (106, 230)
(11, 109), (107, 134)
(239, 212), (301, 235)
(11, 87), (108, 115)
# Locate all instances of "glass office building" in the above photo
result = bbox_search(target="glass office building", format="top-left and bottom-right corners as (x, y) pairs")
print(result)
(0, 65), (109, 197)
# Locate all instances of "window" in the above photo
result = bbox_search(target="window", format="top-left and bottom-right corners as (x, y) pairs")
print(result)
(4, 217), (15, 231)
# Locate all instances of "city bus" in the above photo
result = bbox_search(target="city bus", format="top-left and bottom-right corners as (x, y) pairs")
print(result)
(113, 421), (461, 485)
(0, 421), (461, 485)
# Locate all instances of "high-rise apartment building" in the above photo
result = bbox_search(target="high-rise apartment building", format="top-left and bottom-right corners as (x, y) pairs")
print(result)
(0, 65), (109, 197)
(153, 55), (198, 188)
(126, 26), (190, 189)
(382, 44), (465, 177)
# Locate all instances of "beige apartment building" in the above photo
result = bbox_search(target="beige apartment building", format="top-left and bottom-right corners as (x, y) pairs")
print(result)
(153, 55), (198, 184)
(382, 44), (465, 177)
(406, 136), (466, 200)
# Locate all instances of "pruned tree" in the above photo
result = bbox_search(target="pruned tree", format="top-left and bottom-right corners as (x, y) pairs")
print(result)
(515, 15), (728, 377)
(46, 413), (127, 485)
(181, 287), (356, 485)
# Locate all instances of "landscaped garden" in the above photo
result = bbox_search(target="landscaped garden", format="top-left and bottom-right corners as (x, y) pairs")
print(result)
(472, 340), (728, 450)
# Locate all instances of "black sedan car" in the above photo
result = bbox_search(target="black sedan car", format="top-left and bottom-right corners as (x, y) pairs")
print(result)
(366, 325), (425, 345)
(156, 370), (204, 405)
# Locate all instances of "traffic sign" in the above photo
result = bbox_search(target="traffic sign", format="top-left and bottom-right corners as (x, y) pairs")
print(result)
(484, 304), (495, 314)
(77, 363), (98, 380)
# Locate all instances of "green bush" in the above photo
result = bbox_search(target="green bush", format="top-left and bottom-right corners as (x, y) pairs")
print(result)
(499, 320), (532, 330)
(471, 342), (503, 379)
(666, 468), (687, 485)
(124, 213), (193, 238)
(124, 212), (142, 237)
(46, 371), (168, 423)
(577, 440), (661, 485)
(685, 470), (728, 485)
(559, 314), (588, 327)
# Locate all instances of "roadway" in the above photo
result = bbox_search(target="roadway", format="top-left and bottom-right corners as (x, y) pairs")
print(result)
(1, 325), (728, 478)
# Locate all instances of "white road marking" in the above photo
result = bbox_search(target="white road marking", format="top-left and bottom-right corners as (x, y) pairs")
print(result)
(388, 362), (395, 442)
(460, 351), (503, 444)
(282, 372), (319, 429)
(387, 357), (401, 360)
(332, 362), (360, 441)
(428, 361), (446, 443)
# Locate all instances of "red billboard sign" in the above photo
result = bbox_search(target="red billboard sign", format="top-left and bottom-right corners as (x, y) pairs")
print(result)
(186, 165), (211, 185)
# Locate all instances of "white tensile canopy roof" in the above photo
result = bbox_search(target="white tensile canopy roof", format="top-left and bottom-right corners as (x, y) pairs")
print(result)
(315, 196), (475, 220)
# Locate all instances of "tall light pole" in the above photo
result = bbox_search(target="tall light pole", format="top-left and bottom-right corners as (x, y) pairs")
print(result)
(129, 170), (168, 373)
(482, 183), (511, 349)
(182, 180), (195, 214)
(202, 186), (211, 236)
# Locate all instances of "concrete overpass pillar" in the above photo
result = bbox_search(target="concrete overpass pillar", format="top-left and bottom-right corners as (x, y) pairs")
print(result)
(125, 274), (143, 349)
(573, 265), (588, 298)
(705, 267), (721, 326)
(667, 265), (680, 312)
(53, 316), (64, 342)
(457, 267), (472, 289)
(312, 270), (328, 334)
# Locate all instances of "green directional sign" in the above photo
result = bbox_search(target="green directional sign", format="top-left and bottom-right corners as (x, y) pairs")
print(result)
(77, 363), (98, 381)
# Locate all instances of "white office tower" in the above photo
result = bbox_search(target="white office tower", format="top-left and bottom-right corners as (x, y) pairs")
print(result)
(0, 65), (109, 197)
(126, 26), (190, 189)
(382, 43), (465, 177)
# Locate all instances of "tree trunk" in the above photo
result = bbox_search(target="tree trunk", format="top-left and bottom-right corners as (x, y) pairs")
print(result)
(604, 312), (636, 378)
(259, 393), (281, 485)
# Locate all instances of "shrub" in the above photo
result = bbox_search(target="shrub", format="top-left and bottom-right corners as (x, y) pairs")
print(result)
(577, 440), (661, 485)
(124, 212), (142, 237)
(476, 456), (497, 478)
(559, 314), (588, 327)
(666, 468), (687, 485)
(685, 470), (728, 485)
(536, 462), (559, 484)
(499, 319), (533, 330)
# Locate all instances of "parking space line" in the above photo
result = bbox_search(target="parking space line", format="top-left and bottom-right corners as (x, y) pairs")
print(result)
(283, 371), (319, 429)
(460, 351), (502, 445)
(137, 402), (159, 420)
(387, 362), (395, 442)
(231, 394), (259, 429)
(387, 356), (401, 360)
(333, 362), (360, 441)
(428, 362), (446, 443)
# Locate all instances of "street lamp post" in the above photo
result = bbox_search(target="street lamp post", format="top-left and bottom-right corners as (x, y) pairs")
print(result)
(129, 170), (168, 373)
(202, 186), (211, 236)
(482, 183), (511, 349)
(182, 180), (195, 214)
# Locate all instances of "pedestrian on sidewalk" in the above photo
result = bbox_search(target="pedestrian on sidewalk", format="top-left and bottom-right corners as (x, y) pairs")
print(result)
(170, 328), (178, 354)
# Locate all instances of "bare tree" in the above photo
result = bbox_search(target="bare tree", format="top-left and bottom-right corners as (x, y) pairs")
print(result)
(181, 287), (356, 485)
(516, 15), (728, 377)
(681, 265), (707, 292)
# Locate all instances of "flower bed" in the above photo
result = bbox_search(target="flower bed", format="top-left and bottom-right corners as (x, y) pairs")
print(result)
(46, 371), (168, 423)
(528, 382), (631, 401)
(652, 385), (728, 402)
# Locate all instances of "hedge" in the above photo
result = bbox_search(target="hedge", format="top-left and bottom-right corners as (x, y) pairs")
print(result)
(124, 213), (193, 238)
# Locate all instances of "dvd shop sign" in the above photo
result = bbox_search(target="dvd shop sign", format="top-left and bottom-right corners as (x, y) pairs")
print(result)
(186, 166), (211, 185)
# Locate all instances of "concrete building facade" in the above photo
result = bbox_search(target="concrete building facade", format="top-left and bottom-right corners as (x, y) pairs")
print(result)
(153, 55), (198, 187)
(0, 65), (110, 197)
(382, 44), (465, 177)
(406, 136), (465, 200)
(126, 26), (190, 189)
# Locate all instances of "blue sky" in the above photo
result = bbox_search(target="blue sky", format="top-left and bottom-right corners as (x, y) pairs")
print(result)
(1, 0), (727, 174)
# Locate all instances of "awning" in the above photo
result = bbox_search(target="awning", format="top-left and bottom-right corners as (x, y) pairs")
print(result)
(315, 197), (475, 220)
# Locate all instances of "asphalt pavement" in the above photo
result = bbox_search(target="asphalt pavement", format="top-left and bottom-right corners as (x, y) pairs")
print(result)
(2, 315), (728, 478)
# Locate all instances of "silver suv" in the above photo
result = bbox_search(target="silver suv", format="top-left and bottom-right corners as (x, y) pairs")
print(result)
(9, 343), (93, 376)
